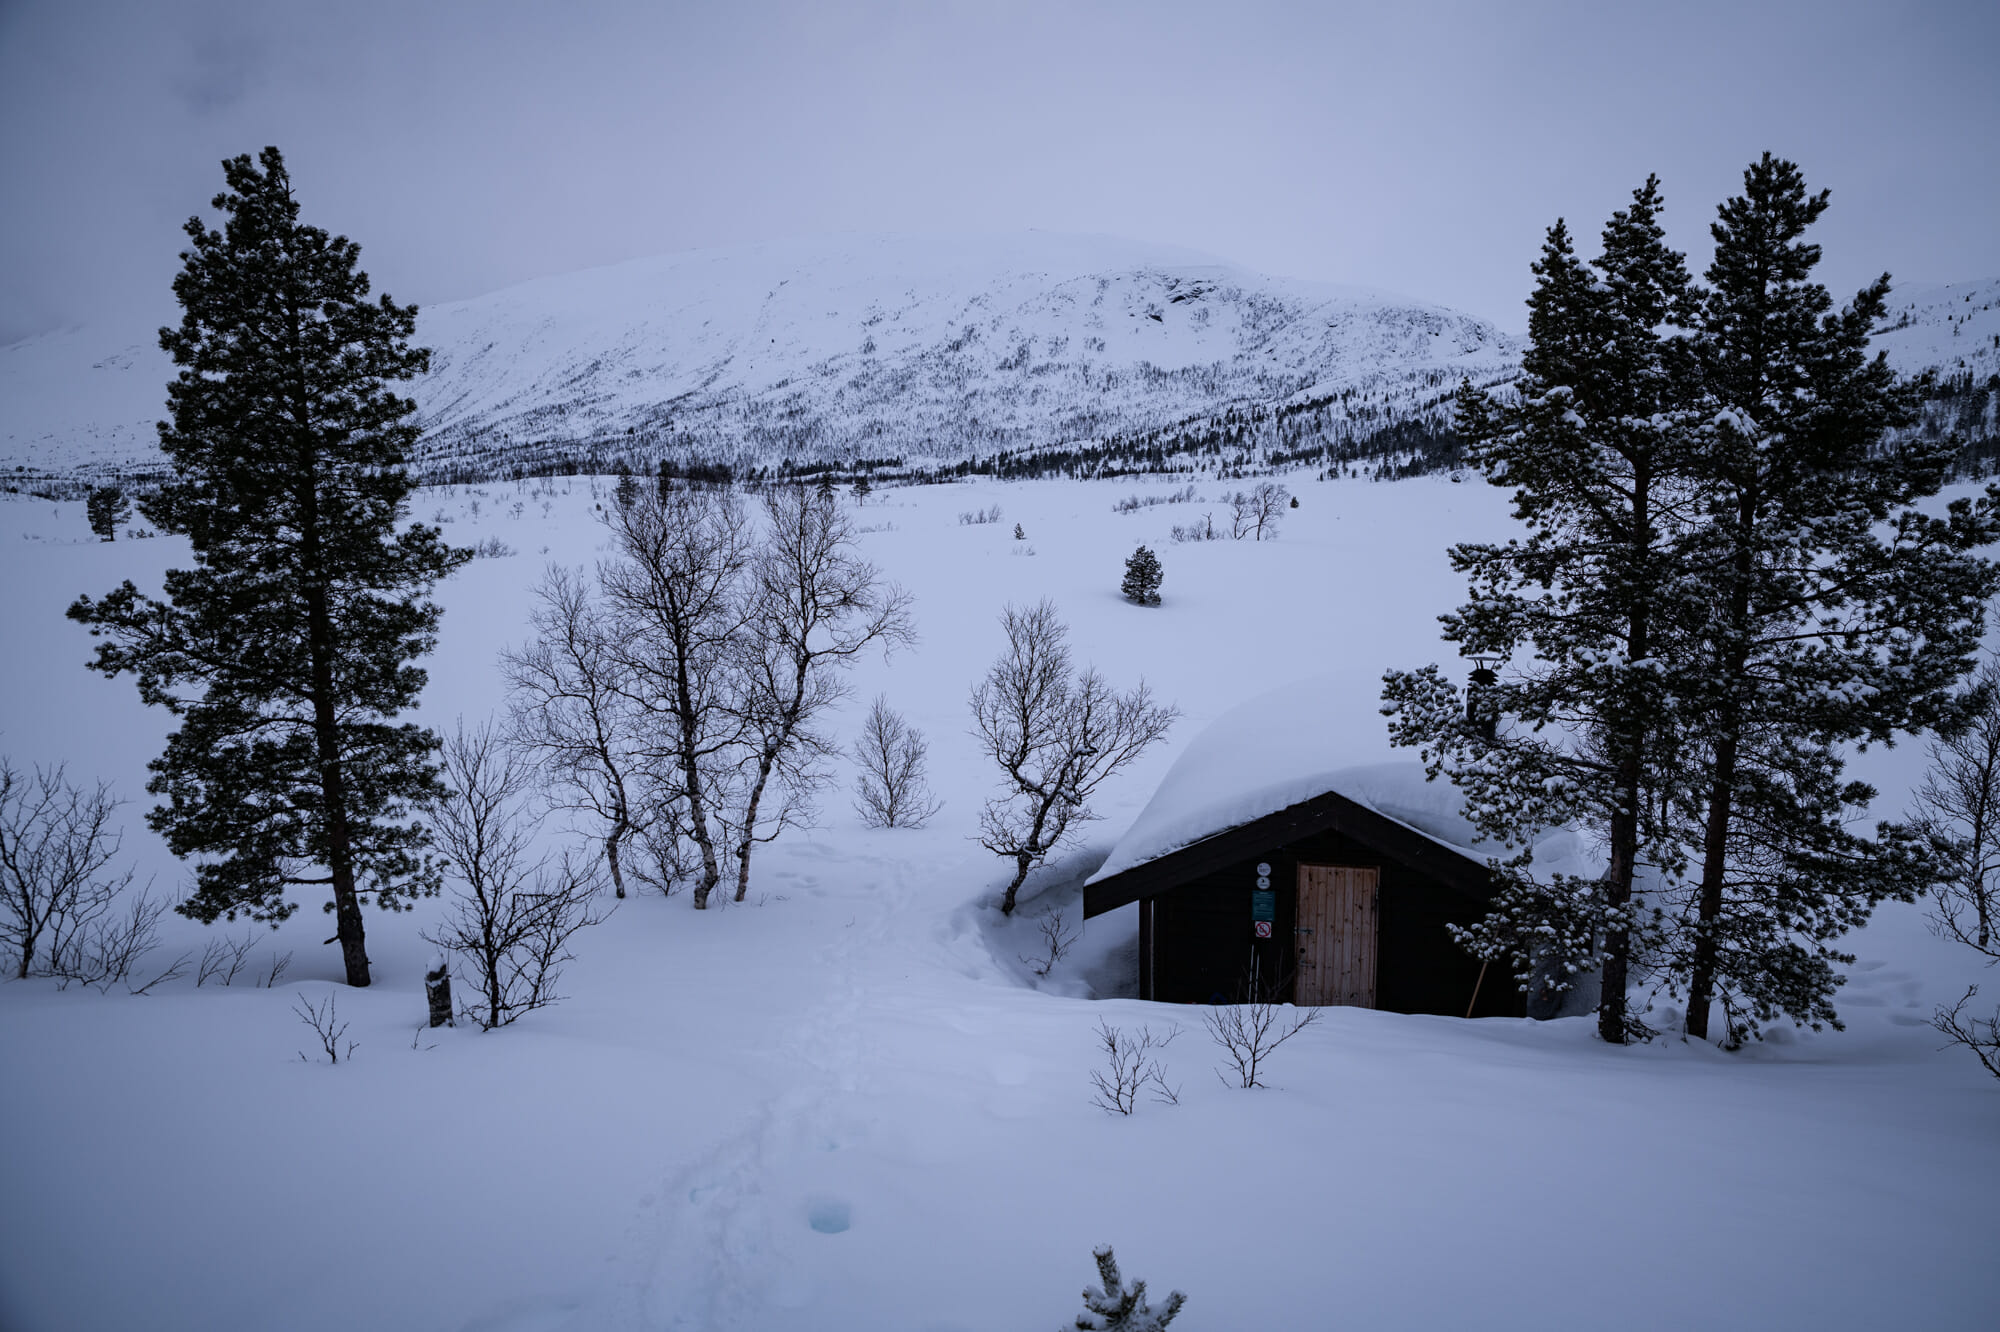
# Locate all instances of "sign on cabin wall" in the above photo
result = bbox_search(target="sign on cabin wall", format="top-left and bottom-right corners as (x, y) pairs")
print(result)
(1252, 861), (1276, 938)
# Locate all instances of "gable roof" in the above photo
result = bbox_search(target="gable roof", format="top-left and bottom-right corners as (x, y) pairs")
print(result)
(1081, 676), (1607, 918)
(1083, 784), (1491, 917)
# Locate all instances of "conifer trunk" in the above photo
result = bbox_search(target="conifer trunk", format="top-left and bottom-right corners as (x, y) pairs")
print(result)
(1685, 501), (1758, 1042)
(1597, 460), (1654, 1044)
(300, 479), (371, 987)
(1684, 741), (1737, 1040)
(1599, 763), (1639, 1042)
(305, 582), (371, 986)
(290, 307), (372, 987)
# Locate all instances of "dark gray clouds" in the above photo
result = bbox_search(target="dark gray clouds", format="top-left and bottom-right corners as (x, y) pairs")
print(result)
(3, 0), (1997, 344)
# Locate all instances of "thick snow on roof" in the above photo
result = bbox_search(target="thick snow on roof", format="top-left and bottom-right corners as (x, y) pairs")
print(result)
(1088, 675), (1602, 885)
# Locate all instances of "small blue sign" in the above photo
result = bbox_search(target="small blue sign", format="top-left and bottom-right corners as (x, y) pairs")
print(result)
(1251, 889), (1276, 922)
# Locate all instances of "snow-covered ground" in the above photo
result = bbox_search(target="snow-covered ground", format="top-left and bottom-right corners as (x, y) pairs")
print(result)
(1, 473), (1995, 1330)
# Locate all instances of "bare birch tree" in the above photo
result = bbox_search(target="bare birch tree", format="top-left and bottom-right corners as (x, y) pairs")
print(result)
(1913, 660), (2000, 959)
(970, 600), (1178, 914)
(1227, 481), (1289, 541)
(0, 759), (134, 980)
(598, 486), (751, 909)
(725, 486), (913, 901)
(501, 565), (649, 898)
(852, 695), (942, 828)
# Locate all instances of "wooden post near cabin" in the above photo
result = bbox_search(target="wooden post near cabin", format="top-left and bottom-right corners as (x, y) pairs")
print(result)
(425, 962), (454, 1028)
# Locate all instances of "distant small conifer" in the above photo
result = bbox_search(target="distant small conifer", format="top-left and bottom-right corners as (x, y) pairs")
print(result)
(1121, 546), (1163, 606)
(87, 484), (131, 541)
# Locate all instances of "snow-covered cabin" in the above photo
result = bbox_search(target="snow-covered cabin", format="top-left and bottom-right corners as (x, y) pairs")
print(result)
(1085, 679), (1588, 1017)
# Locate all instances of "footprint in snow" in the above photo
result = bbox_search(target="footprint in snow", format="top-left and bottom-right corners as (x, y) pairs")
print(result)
(806, 1198), (852, 1234)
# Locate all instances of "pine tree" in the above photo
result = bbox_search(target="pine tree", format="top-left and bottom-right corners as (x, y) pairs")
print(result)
(1670, 154), (2000, 1041)
(613, 463), (639, 510)
(67, 148), (467, 987)
(1071, 1245), (1184, 1331)
(86, 484), (131, 542)
(1121, 545), (1163, 606)
(1383, 177), (1700, 1042)
(1388, 158), (2000, 1044)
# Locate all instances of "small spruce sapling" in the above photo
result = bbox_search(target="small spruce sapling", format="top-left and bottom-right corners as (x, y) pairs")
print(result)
(1121, 546), (1163, 606)
(1071, 1245), (1185, 1330)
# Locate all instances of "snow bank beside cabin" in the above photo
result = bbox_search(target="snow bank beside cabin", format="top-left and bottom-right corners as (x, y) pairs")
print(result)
(1088, 675), (1603, 884)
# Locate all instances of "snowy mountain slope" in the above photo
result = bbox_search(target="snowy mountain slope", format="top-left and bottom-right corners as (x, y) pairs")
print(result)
(2, 232), (1519, 477)
(1874, 276), (2000, 382)
(6, 238), (1995, 483)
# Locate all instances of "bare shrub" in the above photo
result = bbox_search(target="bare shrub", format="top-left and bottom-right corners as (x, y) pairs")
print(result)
(424, 721), (609, 1029)
(970, 601), (1178, 914)
(1022, 906), (1080, 978)
(259, 949), (293, 989)
(0, 759), (133, 979)
(958, 504), (1003, 526)
(1168, 513), (1219, 543)
(852, 695), (942, 828)
(48, 889), (185, 994)
(1935, 985), (2000, 1079)
(1912, 660), (2000, 961)
(1112, 485), (1198, 514)
(1912, 664), (2000, 1080)
(294, 992), (357, 1063)
(1202, 998), (1319, 1089)
(1089, 1021), (1180, 1114)
(1226, 481), (1289, 541)
(196, 929), (259, 987)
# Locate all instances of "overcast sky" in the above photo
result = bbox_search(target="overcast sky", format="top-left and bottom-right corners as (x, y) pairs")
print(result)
(3, 0), (1996, 345)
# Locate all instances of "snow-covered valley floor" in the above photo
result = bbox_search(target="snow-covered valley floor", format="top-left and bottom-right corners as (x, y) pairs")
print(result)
(1, 473), (1995, 1330)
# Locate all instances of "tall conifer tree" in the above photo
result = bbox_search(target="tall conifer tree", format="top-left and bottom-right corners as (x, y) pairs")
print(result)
(1383, 178), (1701, 1042)
(1672, 155), (2000, 1040)
(68, 148), (467, 987)
(1392, 157), (2000, 1044)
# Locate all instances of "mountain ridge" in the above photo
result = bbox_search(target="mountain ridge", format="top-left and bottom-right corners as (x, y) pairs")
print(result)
(3, 233), (1993, 484)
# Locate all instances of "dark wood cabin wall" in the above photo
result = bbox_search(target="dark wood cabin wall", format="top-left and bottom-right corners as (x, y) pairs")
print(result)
(1138, 899), (1154, 1000)
(1148, 826), (1523, 1018)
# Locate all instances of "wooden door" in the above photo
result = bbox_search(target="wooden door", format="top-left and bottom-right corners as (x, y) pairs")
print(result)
(1294, 865), (1379, 1007)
